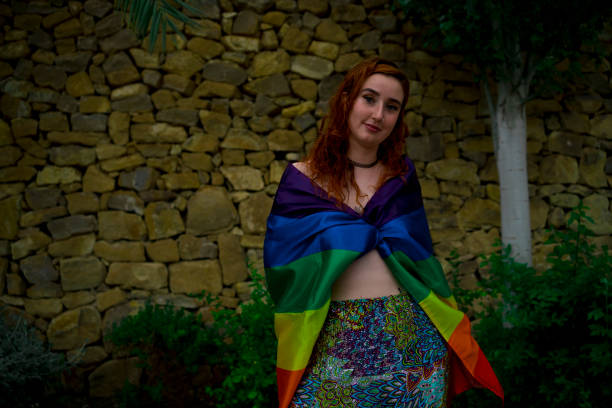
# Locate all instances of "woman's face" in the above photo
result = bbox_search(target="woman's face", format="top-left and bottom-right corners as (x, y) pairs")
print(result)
(347, 73), (404, 153)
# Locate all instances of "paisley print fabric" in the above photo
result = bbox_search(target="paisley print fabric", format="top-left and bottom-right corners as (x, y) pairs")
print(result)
(290, 291), (448, 408)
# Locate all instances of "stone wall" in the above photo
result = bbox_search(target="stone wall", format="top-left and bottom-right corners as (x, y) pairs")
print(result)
(0, 0), (611, 398)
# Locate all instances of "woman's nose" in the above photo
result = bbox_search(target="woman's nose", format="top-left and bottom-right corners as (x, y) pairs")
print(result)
(371, 102), (384, 120)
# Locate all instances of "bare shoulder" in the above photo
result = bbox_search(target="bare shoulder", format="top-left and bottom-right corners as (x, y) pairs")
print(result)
(294, 160), (329, 192)
(292, 161), (312, 178)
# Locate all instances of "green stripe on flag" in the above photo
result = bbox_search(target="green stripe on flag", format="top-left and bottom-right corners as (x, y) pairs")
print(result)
(384, 251), (452, 301)
(266, 249), (361, 313)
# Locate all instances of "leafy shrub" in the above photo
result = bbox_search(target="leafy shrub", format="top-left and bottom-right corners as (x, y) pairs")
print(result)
(204, 267), (277, 408)
(0, 309), (75, 408)
(107, 264), (277, 407)
(107, 299), (221, 407)
(452, 204), (612, 408)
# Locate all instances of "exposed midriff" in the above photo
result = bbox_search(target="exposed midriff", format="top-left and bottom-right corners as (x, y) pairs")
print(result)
(331, 249), (400, 301)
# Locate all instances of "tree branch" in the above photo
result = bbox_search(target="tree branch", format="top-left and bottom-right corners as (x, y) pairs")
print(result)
(482, 78), (499, 154)
(525, 55), (538, 89)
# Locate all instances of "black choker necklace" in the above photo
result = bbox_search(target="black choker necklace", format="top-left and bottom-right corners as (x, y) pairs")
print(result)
(348, 158), (378, 168)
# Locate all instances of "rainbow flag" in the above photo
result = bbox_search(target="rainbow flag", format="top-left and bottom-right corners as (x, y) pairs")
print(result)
(264, 158), (503, 407)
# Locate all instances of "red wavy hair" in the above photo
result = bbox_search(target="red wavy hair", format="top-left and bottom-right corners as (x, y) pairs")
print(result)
(305, 57), (410, 205)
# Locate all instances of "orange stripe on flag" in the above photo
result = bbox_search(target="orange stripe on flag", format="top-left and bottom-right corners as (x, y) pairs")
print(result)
(277, 367), (305, 408)
(447, 314), (479, 373)
(446, 321), (504, 404)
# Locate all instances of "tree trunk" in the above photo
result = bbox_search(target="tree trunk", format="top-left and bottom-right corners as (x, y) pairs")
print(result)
(494, 80), (532, 265)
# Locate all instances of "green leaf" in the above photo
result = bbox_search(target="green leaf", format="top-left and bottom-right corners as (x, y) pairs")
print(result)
(115, 0), (202, 54)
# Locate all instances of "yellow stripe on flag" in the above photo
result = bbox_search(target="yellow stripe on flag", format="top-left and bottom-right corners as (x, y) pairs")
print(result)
(419, 291), (464, 341)
(441, 294), (458, 309)
(275, 299), (330, 371)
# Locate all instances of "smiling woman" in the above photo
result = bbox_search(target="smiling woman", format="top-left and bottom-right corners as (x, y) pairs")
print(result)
(347, 73), (404, 159)
(300, 58), (410, 213)
(263, 58), (503, 408)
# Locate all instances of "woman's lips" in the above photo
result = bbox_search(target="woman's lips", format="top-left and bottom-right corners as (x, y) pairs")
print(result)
(364, 123), (381, 132)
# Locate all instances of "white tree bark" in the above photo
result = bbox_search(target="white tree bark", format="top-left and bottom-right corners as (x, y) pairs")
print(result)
(493, 79), (532, 265)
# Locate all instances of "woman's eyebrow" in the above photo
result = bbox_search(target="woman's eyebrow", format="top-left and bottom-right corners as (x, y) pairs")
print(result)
(361, 88), (402, 105)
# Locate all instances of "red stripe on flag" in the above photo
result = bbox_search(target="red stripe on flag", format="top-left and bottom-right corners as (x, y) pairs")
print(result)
(447, 326), (504, 406)
(447, 349), (474, 404)
(474, 348), (504, 400)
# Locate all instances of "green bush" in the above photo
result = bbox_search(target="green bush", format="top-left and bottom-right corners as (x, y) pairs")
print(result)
(107, 299), (220, 407)
(107, 264), (277, 407)
(452, 204), (612, 408)
(0, 309), (75, 408)
(204, 267), (277, 408)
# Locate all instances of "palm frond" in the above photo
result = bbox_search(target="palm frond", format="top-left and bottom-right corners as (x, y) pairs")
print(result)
(161, 18), (167, 55)
(114, 0), (202, 54)
(149, 4), (161, 54)
(166, 16), (186, 47)
(173, 0), (203, 19)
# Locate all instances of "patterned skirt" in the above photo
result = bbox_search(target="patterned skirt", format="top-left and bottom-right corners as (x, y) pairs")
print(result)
(290, 290), (448, 408)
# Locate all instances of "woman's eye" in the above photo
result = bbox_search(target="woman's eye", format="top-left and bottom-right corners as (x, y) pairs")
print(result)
(386, 104), (399, 112)
(363, 95), (375, 104)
